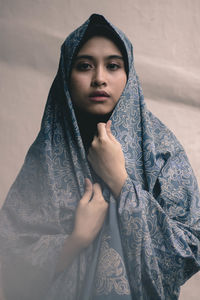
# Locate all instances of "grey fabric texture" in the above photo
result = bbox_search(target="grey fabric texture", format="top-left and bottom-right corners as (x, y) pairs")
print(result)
(0, 14), (200, 300)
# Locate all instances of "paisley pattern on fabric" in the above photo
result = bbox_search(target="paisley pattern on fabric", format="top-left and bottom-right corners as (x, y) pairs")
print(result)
(0, 13), (200, 300)
(95, 234), (130, 296)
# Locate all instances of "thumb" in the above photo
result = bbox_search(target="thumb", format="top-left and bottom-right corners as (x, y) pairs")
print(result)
(97, 122), (107, 139)
(81, 178), (93, 203)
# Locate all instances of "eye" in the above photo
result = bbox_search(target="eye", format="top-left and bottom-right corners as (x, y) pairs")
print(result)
(107, 63), (121, 71)
(76, 62), (93, 71)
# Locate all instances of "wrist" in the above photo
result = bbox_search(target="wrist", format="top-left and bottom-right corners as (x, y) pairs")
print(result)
(107, 170), (128, 198)
(55, 233), (84, 275)
(70, 231), (92, 250)
(70, 232), (85, 250)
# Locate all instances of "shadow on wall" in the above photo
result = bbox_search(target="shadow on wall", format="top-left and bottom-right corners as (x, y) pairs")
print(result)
(136, 55), (200, 108)
(0, 261), (4, 300)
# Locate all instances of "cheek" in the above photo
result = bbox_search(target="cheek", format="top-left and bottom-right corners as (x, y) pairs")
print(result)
(70, 77), (82, 100)
(71, 75), (89, 94)
(115, 75), (127, 96)
(69, 75), (91, 107)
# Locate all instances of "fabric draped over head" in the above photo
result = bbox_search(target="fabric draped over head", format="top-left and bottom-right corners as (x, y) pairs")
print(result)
(71, 15), (129, 77)
(0, 14), (200, 300)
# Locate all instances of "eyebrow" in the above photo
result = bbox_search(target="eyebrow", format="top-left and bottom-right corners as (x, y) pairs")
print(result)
(74, 55), (124, 61)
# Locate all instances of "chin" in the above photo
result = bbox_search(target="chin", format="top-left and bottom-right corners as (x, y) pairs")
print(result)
(88, 110), (112, 116)
(86, 106), (114, 116)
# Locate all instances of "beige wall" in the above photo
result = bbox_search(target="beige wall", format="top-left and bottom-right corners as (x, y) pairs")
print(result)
(0, 0), (200, 298)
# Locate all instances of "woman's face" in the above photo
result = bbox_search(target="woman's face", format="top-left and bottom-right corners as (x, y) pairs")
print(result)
(69, 36), (127, 115)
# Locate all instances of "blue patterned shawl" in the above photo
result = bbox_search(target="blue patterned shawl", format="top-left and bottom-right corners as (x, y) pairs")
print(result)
(0, 14), (200, 300)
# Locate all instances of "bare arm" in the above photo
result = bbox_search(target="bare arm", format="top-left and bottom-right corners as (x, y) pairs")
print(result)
(55, 179), (108, 275)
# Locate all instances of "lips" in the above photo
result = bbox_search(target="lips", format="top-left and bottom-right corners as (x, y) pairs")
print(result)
(89, 91), (110, 101)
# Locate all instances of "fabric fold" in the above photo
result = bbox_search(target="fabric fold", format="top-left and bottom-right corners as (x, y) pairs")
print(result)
(0, 13), (200, 299)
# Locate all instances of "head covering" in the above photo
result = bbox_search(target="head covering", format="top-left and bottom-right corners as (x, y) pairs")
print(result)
(0, 14), (200, 300)
(71, 14), (129, 77)
(70, 14), (129, 152)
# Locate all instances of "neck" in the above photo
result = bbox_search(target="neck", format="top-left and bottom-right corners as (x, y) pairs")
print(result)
(74, 107), (112, 151)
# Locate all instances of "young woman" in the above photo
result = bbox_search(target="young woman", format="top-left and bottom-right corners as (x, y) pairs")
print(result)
(0, 14), (200, 300)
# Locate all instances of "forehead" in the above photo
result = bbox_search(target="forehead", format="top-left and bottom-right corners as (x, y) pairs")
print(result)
(77, 36), (123, 56)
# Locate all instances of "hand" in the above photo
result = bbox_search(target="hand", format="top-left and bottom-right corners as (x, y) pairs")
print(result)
(88, 121), (128, 198)
(55, 179), (108, 274)
(72, 178), (108, 249)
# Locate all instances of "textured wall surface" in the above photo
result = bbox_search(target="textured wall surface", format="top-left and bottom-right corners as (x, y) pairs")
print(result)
(0, 0), (200, 298)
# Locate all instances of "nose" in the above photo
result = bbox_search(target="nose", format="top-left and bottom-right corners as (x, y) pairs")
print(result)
(91, 66), (107, 87)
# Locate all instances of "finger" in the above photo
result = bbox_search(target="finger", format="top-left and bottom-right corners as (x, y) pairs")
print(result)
(85, 178), (92, 190)
(90, 134), (98, 148)
(91, 134), (98, 144)
(92, 183), (107, 203)
(97, 123), (107, 139)
(93, 183), (102, 194)
(106, 120), (116, 141)
(105, 120), (112, 137)
(80, 178), (93, 203)
(106, 120), (112, 130)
